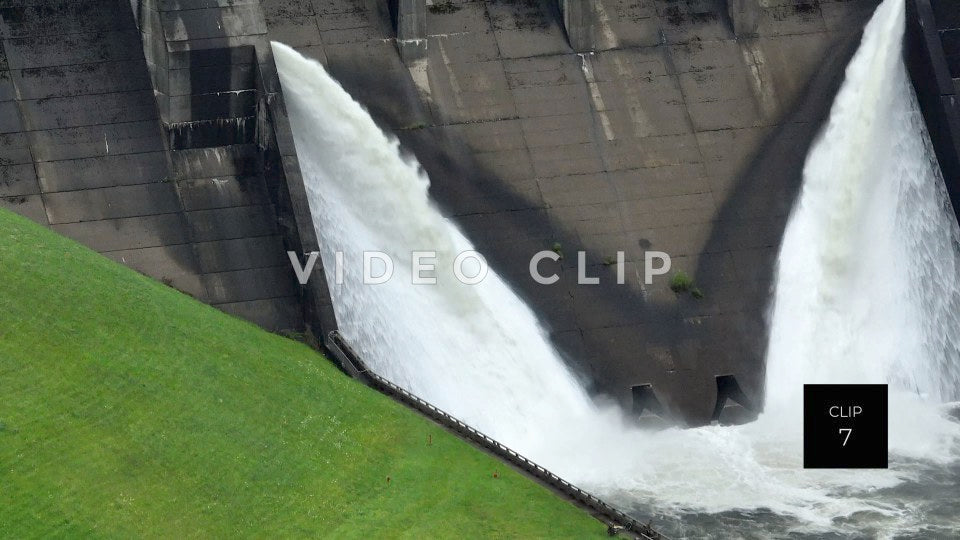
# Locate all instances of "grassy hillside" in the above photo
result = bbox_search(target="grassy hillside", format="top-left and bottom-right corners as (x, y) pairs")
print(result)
(0, 209), (608, 538)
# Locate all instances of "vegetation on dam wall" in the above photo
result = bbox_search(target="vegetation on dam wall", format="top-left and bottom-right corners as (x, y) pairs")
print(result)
(0, 209), (610, 538)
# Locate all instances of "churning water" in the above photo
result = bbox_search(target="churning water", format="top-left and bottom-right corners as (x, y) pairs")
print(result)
(273, 0), (960, 533)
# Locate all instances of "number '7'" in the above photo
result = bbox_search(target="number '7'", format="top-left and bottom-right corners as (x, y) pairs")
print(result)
(839, 428), (853, 446)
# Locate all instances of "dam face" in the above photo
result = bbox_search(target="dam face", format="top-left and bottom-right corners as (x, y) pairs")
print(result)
(276, 1), (960, 535)
(0, 0), (305, 331)
(0, 0), (919, 423)
(5, 2), (960, 537)
(258, 0), (881, 423)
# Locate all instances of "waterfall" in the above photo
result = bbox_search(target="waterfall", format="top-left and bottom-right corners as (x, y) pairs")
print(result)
(273, 0), (960, 529)
(765, 0), (960, 411)
(270, 41), (618, 463)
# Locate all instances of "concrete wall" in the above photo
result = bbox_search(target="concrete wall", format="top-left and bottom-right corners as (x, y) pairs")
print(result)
(727, 0), (762, 37)
(906, 0), (960, 222)
(0, 0), (308, 333)
(558, 0), (618, 52)
(129, 0), (312, 331)
(396, 0), (428, 63)
(0, 0), (196, 292)
(134, 0), (261, 148)
(260, 0), (881, 424)
(4, 0), (947, 426)
(0, 0), (886, 424)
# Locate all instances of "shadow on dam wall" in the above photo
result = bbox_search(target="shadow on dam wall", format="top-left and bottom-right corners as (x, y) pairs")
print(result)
(415, 33), (864, 424)
(689, 23), (873, 405)
(309, 3), (876, 424)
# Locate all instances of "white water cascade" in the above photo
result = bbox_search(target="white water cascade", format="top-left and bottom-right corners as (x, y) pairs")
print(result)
(765, 0), (960, 435)
(273, 0), (960, 531)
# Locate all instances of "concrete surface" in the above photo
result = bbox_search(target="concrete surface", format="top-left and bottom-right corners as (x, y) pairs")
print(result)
(260, 0), (881, 423)
(396, 0), (428, 63)
(0, 0), (303, 332)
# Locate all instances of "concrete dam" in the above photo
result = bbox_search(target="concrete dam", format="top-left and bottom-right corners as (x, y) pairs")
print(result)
(0, 0), (895, 421)
(4, 0), (960, 537)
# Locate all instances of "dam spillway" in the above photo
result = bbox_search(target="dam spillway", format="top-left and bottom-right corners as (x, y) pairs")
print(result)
(2, 1), (960, 537)
(768, 0), (960, 406)
(2, 0), (895, 424)
(273, 0), (960, 533)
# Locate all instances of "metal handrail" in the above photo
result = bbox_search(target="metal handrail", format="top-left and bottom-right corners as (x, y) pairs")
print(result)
(327, 331), (666, 539)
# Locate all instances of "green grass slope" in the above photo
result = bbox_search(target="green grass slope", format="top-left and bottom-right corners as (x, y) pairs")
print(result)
(0, 209), (608, 538)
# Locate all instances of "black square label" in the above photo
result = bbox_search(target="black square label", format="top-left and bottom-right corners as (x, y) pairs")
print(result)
(803, 384), (888, 469)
